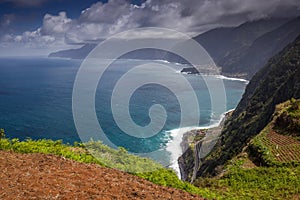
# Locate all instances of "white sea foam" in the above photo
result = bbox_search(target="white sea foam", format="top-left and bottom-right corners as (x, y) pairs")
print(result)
(177, 70), (249, 84)
(165, 109), (234, 179)
(214, 75), (249, 84)
(155, 59), (171, 64)
(181, 72), (189, 75)
(165, 126), (199, 177)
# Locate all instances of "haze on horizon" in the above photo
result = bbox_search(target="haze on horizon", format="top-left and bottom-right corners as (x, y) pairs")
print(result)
(0, 0), (300, 56)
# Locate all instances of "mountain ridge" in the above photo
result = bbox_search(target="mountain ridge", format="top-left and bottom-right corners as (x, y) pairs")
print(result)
(220, 16), (300, 78)
(195, 34), (300, 178)
(193, 18), (290, 64)
(48, 17), (299, 79)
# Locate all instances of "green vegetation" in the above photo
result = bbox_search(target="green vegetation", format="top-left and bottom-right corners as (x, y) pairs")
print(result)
(1, 97), (299, 200)
(194, 97), (300, 199)
(205, 99), (299, 199)
(195, 157), (300, 199)
(0, 128), (5, 139)
(249, 125), (280, 166)
(84, 140), (162, 173)
(137, 169), (219, 199)
(250, 124), (300, 166)
(274, 98), (300, 138)
(0, 134), (220, 199)
(1, 130), (300, 199)
(197, 35), (300, 177)
(248, 99), (300, 166)
(219, 166), (300, 199)
(193, 130), (206, 143)
(0, 137), (101, 165)
(0, 136), (162, 173)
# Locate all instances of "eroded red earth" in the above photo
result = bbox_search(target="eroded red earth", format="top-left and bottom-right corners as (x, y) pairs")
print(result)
(0, 151), (203, 200)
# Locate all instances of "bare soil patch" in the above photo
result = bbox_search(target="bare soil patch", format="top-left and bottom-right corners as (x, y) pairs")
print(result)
(0, 151), (203, 200)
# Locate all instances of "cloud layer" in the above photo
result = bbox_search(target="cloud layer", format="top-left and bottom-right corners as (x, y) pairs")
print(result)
(2, 12), (72, 48)
(2, 0), (300, 54)
(0, 0), (49, 7)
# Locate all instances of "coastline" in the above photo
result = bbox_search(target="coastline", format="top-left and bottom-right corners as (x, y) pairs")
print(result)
(213, 75), (249, 84)
(166, 109), (234, 179)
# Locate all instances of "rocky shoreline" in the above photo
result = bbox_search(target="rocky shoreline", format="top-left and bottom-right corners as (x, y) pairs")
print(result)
(180, 64), (221, 76)
(177, 111), (233, 182)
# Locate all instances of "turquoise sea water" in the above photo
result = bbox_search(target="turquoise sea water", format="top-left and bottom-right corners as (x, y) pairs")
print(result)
(0, 57), (246, 167)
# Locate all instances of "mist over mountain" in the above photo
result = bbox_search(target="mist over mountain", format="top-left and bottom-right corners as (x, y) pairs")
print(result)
(193, 18), (289, 64)
(49, 17), (300, 79)
(218, 17), (300, 78)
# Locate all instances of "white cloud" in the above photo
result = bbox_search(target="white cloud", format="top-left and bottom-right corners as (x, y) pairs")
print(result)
(2, 0), (300, 55)
(41, 12), (73, 36)
(64, 0), (195, 43)
(79, 0), (131, 24)
(2, 11), (72, 49)
(64, 0), (300, 43)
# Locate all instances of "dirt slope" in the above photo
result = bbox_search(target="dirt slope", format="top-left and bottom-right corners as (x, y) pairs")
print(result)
(0, 151), (202, 200)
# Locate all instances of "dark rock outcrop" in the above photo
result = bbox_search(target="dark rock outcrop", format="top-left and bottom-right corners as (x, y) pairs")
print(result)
(178, 146), (195, 182)
(181, 67), (199, 74)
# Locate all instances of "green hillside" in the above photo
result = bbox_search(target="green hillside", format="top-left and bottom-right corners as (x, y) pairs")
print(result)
(196, 34), (300, 178)
(249, 99), (300, 166)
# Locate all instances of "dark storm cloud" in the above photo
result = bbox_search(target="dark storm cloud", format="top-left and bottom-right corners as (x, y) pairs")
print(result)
(0, 0), (49, 7)
(176, 0), (300, 30)
(1, 0), (300, 54)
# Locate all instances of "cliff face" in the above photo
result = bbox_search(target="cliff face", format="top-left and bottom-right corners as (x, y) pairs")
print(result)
(178, 146), (195, 181)
(193, 18), (289, 66)
(220, 17), (300, 79)
(194, 34), (300, 178)
(193, 17), (300, 79)
(178, 115), (228, 182)
(178, 139), (209, 182)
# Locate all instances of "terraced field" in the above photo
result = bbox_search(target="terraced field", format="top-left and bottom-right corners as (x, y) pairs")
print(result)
(263, 130), (300, 162)
(253, 99), (300, 164)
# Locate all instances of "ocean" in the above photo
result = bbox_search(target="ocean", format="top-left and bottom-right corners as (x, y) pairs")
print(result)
(0, 57), (247, 171)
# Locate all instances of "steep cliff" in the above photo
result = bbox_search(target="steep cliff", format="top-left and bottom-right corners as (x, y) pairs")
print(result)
(178, 115), (229, 182)
(220, 17), (300, 78)
(193, 18), (289, 66)
(195, 34), (300, 178)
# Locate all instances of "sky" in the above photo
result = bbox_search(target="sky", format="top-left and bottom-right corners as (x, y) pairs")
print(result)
(1, 0), (300, 56)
